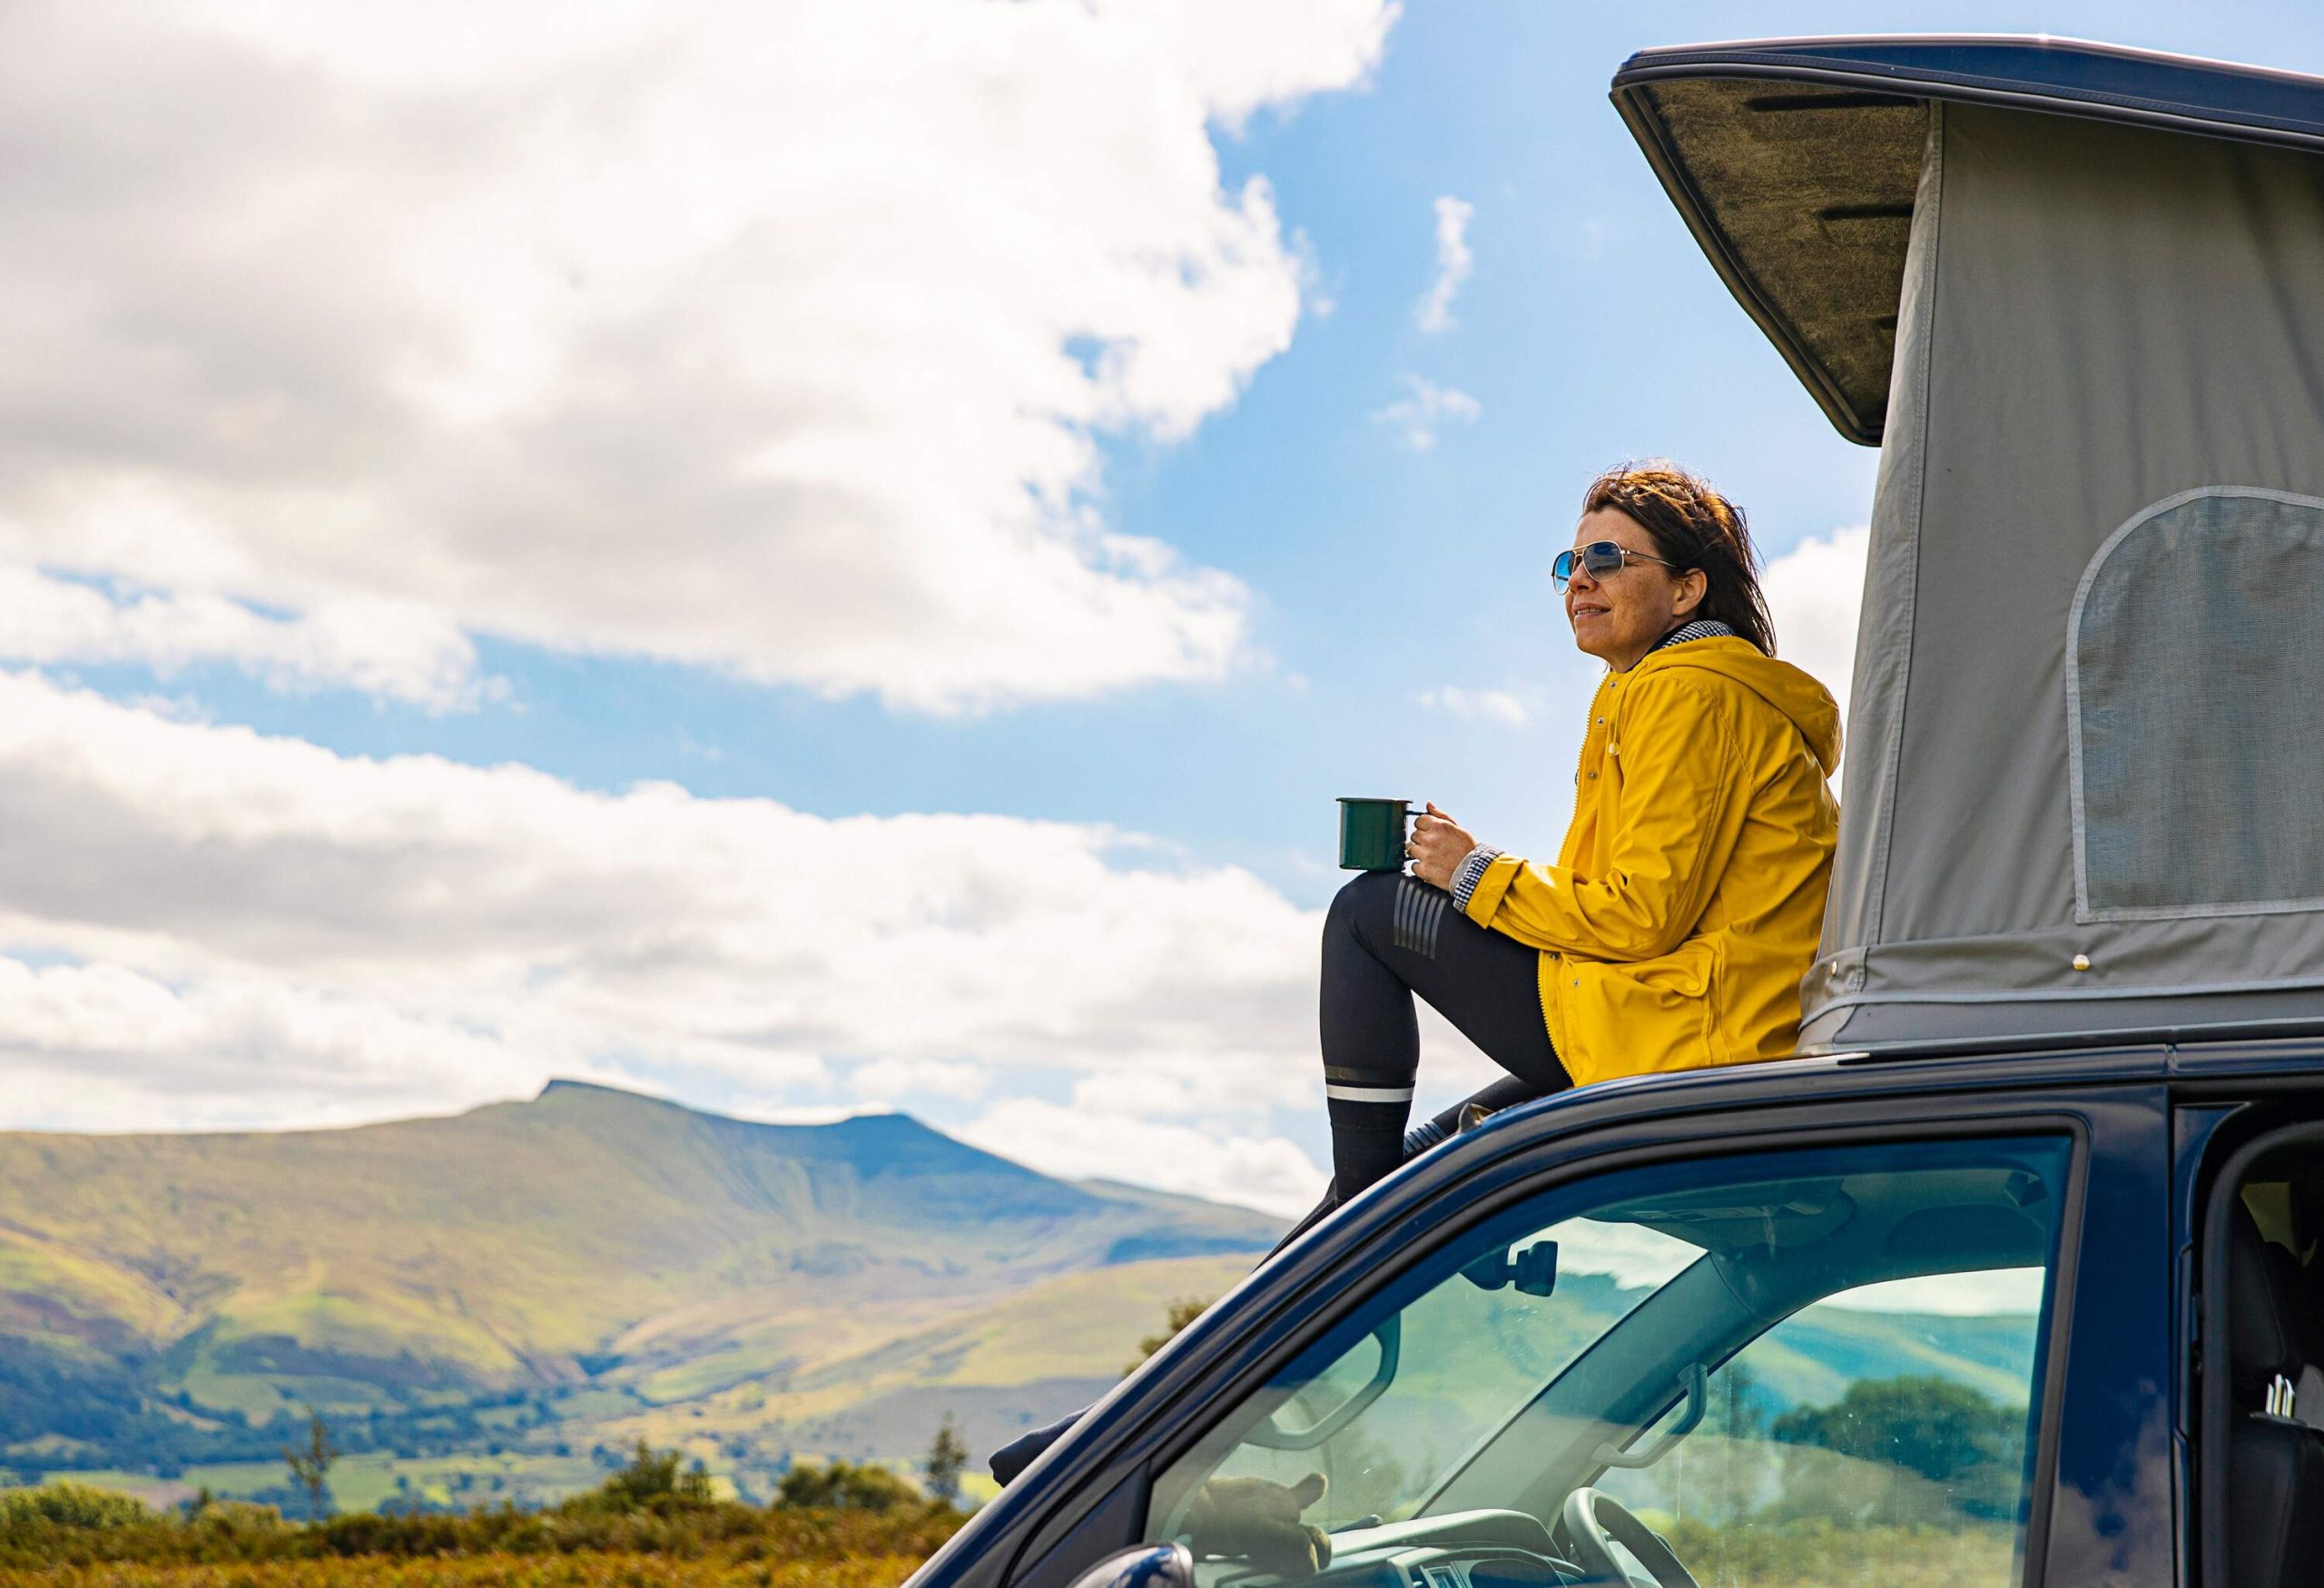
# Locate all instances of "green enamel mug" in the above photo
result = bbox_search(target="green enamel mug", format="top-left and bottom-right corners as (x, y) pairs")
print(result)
(1338, 797), (1419, 872)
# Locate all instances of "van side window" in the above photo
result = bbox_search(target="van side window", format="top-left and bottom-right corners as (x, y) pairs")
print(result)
(1141, 1136), (2070, 1588)
(1594, 1264), (2046, 1581)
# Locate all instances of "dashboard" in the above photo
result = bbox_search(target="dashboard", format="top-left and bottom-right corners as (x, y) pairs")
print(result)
(1194, 1510), (1591, 1588)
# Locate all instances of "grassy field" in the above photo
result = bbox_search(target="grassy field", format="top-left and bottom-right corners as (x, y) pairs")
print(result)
(0, 1462), (2024, 1588)
(0, 1553), (930, 1588)
(1659, 1516), (2017, 1588)
(48, 1456), (613, 1520)
(0, 1465), (965, 1588)
(0, 1513), (2015, 1588)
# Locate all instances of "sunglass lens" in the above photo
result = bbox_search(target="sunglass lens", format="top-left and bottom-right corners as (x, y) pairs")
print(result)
(1583, 541), (1627, 578)
(1551, 549), (1579, 588)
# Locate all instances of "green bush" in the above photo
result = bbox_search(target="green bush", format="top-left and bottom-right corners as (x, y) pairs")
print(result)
(192, 1499), (288, 1537)
(774, 1461), (917, 1512)
(566, 1442), (717, 1515)
(0, 1482), (153, 1532)
(0, 1463), (964, 1573)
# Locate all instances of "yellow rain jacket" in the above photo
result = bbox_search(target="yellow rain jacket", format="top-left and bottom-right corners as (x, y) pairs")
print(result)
(1460, 636), (1841, 1086)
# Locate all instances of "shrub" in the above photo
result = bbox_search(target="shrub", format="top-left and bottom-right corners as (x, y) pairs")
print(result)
(176, 1497), (292, 1559)
(775, 1461), (918, 1513)
(0, 1482), (153, 1532)
(568, 1442), (717, 1514)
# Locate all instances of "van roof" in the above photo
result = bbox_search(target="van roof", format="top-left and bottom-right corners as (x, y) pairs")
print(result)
(1610, 35), (2324, 442)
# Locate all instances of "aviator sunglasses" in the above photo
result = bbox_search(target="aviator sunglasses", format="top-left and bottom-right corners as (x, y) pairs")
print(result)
(1552, 540), (1688, 590)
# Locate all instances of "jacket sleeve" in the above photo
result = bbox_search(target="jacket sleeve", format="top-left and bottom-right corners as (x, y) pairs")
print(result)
(1460, 675), (1743, 962)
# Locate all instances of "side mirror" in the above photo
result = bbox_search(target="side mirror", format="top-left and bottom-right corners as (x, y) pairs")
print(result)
(1065, 1542), (1194, 1588)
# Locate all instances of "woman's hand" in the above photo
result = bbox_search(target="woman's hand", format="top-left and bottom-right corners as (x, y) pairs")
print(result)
(1408, 803), (1478, 891)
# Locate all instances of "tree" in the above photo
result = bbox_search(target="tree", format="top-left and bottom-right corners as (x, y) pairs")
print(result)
(1770, 1374), (2024, 1523)
(924, 1415), (968, 1507)
(1127, 1297), (1214, 1374)
(587, 1440), (716, 1512)
(281, 1408), (339, 1522)
(1772, 1375), (2017, 1485)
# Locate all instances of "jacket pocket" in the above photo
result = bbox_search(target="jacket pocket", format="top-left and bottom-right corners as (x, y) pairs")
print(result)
(1555, 937), (1720, 1084)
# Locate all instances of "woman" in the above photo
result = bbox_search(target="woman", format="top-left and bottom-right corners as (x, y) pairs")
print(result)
(1320, 462), (1841, 1201)
(991, 463), (1837, 1487)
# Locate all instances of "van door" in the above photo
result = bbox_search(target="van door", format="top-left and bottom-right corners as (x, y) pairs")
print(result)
(2191, 1113), (2324, 1587)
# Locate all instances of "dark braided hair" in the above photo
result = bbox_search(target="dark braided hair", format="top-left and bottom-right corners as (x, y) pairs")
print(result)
(1581, 461), (1777, 656)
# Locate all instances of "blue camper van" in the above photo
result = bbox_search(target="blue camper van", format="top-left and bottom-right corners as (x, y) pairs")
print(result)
(906, 37), (2324, 1588)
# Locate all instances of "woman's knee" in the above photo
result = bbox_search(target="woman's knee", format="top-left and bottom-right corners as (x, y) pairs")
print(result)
(1325, 869), (1401, 942)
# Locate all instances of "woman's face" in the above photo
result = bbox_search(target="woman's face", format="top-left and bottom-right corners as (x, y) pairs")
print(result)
(1563, 507), (1708, 672)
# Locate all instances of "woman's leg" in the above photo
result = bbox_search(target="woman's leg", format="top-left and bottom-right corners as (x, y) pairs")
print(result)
(1265, 1072), (1551, 1259)
(1320, 871), (1569, 1198)
(990, 878), (1562, 1489)
(994, 913), (1551, 1488)
(1401, 1072), (1542, 1158)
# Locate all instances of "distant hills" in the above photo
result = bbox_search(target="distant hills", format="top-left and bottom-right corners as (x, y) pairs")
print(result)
(0, 1083), (2043, 1517)
(0, 1081), (1278, 1509)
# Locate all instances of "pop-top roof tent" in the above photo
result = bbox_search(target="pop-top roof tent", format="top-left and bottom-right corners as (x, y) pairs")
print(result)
(1613, 36), (2324, 1052)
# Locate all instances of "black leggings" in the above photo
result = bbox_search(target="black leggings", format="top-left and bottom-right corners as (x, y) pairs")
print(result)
(1319, 869), (1571, 1198)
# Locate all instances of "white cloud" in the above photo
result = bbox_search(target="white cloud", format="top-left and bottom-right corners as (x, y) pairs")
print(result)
(1558, 1218), (1703, 1288)
(0, 671), (1533, 1208)
(1415, 194), (1475, 333)
(850, 1058), (990, 1104)
(0, 955), (562, 1131)
(1762, 525), (1868, 742)
(959, 1098), (1323, 1218)
(0, 546), (497, 712)
(1374, 376), (1481, 451)
(1820, 1267), (2043, 1317)
(1417, 685), (1529, 726)
(0, 0), (1398, 713)
(0, 674), (1354, 1172)
(730, 1102), (876, 1128)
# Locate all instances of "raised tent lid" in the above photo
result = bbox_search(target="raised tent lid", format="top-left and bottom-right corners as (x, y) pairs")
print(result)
(1612, 36), (2324, 443)
(1612, 36), (2324, 1052)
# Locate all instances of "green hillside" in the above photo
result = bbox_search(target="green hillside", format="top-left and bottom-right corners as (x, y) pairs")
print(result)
(0, 1085), (2045, 1517)
(0, 1082), (1276, 1506)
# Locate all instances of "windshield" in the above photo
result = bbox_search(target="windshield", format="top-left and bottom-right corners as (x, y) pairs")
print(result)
(1166, 1214), (1707, 1527)
(1142, 1136), (2071, 1588)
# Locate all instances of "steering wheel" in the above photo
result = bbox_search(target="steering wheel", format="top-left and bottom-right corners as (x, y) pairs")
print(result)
(1558, 1488), (1699, 1588)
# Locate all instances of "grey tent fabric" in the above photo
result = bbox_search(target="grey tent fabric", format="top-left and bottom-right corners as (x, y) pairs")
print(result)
(1802, 100), (2324, 1048)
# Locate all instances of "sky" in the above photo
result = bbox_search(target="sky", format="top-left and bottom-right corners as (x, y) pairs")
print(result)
(6, 0), (2323, 1218)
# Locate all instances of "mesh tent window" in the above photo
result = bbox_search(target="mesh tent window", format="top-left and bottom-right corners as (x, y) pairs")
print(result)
(2068, 487), (2324, 922)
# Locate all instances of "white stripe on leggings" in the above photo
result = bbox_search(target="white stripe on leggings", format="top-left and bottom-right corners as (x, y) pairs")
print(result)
(1325, 1083), (1416, 1103)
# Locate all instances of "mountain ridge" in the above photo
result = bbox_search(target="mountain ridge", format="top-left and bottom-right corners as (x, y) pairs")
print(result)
(0, 1081), (1278, 1503)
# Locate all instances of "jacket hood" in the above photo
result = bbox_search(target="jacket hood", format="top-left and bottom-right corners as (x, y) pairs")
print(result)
(1638, 636), (1843, 775)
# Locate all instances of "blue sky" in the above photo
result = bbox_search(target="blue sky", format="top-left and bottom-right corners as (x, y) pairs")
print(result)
(7, 0), (2324, 1212)
(143, 5), (1885, 878)
(158, 0), (2321, 894)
